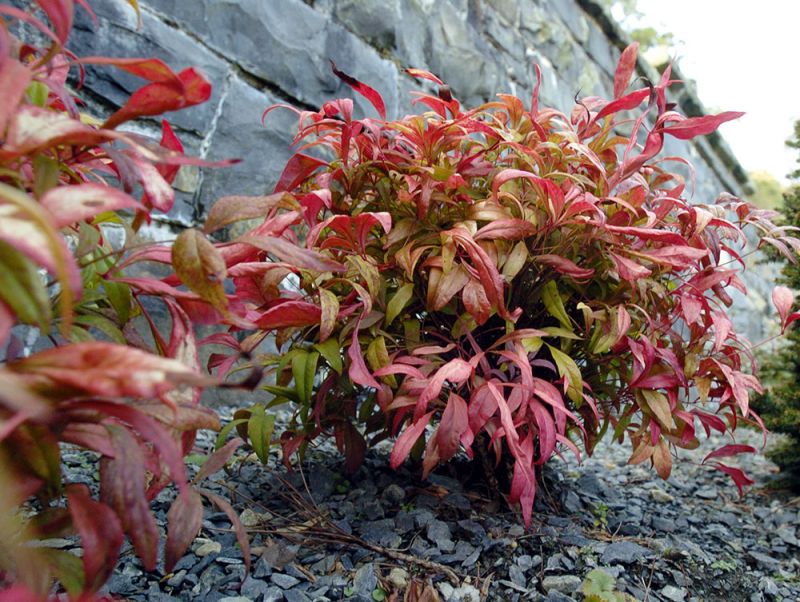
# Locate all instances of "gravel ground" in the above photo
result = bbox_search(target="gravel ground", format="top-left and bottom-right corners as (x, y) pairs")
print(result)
(57, 409), (800, 602)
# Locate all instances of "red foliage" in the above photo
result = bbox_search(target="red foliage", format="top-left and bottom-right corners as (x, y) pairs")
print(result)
(194, 45), (799, 527)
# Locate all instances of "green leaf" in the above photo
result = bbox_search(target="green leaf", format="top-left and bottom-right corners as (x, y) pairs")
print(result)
(639, 389), (677, 430)
(0, 239), (52, 330)
(74, 314), (126, 344)
(542, 280), (572, 329)
(261, 384), (300, 403)
(214, 418), (249, 450)
(372, 587), (387, 601)
(104, 280), (133, 324)
(292, 350), (319, 405)
(541, 326), (582, 340)
(26, 81), (49, 107)
(41, 548), (85, 597)
(547, 344), (583, 403)
(366, 336), (395, 387)
(314, 338), (343, 374)
(247, 404), (275, 463)
(33, 154), (60, 198)
(385, 282), (414, 326)
(581, 568), (627, 601)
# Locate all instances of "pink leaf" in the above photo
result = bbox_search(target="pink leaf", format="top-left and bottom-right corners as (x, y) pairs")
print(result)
(331, 61), (387, 119)
(535, 254), (595, 280)
(390, 411), (434, 469)
(239, 234), (345, 272)
(414, 358), (472, 420)
(40, 183), (142, 228)
(348, 328), (381, 389)
(35, 0), (73, 44)
(0, 53), (31, 136)
(661, 111), (744, 140)
(609, 252), (652, 281)
(642, 245), (708, 267)
(613, 42), (639, 98)
(474, 219), (535, 241)
(10, 342), (210, 402)
(702, 444), (757, 464)
(772, 285), (794, 331)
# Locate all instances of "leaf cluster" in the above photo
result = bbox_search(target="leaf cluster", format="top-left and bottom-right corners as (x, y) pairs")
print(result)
(191, 45), (798, 525)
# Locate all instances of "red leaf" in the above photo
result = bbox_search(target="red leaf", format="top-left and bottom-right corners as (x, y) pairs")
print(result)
(192, 438), (244, 484)
(594, 88), (650, 122)
(157, 119), (184, 183)
(604, 225), (686, 244)
(80, 56), (182, 83)
(405, 68), (444, 86)
(437, 393), (469, 462)
(390, 411), (434, 469)
(273, 153), (328, 193)
(103, 67), (212, 129)
(613, 42), (639, 99)
(330, 61), (386, 119)
(197, 488), (251, 574)
(709, 462), (755, 497)
(165, 489), (204, 572)
(702, 444), (757, 464)
(342, 421), (366, 474)
(254, 300), (322, 330)
(99, 424), (160, 571)
(462, 278), (491, 325)
(66, 399), (189, 489)
(67, 484), (124, 593)
(772, 285), (794, 331)
(661, 111), (744, 140)
(40, 183), (142, 228)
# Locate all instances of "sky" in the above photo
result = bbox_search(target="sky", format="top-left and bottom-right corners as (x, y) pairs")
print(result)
(624, 1), (800, 185)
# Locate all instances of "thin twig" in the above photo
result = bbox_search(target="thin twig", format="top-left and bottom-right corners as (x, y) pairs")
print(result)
(215, 475), (463, 584)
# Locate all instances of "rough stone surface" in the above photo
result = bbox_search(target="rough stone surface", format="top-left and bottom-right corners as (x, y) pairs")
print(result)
(64, 411), (800, 602)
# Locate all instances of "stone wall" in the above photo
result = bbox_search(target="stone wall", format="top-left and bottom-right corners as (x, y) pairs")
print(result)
(65, 0), (777, 343)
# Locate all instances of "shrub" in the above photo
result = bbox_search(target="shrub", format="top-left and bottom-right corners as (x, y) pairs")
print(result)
(0, 2), (249, 598)
(198, 44), (798, 524)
